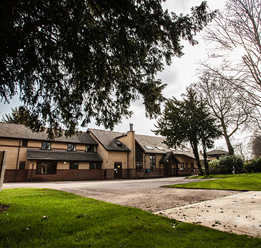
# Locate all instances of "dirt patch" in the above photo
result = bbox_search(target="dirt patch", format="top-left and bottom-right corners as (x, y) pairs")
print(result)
(0, 204), (9, 213)
(65, 187), (238, 212)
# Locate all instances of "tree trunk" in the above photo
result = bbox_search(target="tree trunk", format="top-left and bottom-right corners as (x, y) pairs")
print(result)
(224, 133), (234, 155)
(222, 123), (234, 155)
(191, 141), (204, 175)
(202, 142), (209, 175)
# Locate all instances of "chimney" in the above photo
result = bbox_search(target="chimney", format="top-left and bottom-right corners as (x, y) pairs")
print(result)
(129, 123), (133, 132)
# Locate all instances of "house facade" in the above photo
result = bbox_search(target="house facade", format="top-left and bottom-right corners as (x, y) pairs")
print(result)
(0, 123), (197, 182)
(206, 149), (228, 161)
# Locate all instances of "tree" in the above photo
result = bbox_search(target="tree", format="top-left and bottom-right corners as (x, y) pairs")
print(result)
(154, 88), (222, 175)
(2, 106), (30, 124)
(0, 0), (216, 138)
(199, 0), (261, 129)
(194, 71), (251, 155)
(251, 134), (261, 158)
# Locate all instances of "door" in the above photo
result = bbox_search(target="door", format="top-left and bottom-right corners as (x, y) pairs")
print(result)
(164, 163), (172, 177)
(114, 162), (122, 179)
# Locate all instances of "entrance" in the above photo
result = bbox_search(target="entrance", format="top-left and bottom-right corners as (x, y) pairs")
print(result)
(164, 163), (172, 177)
(164, 162), (179, 177)
(114, 162), (122, 179)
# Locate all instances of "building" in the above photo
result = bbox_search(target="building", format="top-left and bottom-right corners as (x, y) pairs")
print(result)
(206, 149), (229, 161)
(0, 123), (197, 182)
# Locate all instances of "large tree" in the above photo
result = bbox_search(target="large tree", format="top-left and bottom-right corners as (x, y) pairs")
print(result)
(0, 0), (216, 138)
(154, 88), (221, 175)
(194, 71), (251, 155)
(2, 106), (30, 124)
(199, 0), (261, 130)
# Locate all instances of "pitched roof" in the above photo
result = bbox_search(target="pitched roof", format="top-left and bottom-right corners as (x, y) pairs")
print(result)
(27, 149), (103, 162)
(159, 152), (180, 163)
(88, 128), (195, 159)
(88, 129), (130, 152)
(135, 134), (195, 158)
(207, 149), (228, 156)
(0, 123), (97, 145)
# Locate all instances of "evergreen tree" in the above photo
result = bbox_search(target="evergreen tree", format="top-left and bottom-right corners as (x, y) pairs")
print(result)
(154, 88), (221, 175)
(0, 0), (216, 137)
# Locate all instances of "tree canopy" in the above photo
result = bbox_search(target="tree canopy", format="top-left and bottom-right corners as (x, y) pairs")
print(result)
(194, 71), (251, 155)
(200, 0), (261, 130)
(0, 0), (215, 137)
(154, 88), (221, 175)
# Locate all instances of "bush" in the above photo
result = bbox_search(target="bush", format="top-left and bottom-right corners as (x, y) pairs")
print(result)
(208, 159), (220, 174)
(244, 157), (261, 173)
(209, 155), (244, 174)
(218, 155), (244, 174)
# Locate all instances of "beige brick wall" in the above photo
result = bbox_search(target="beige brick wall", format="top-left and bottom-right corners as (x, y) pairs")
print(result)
(119, 131), (135, 169)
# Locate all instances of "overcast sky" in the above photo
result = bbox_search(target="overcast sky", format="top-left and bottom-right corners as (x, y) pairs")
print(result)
(0, 0), (229, 149)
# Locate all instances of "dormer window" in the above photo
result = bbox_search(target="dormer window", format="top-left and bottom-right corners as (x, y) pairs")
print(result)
(144, 145), (153, 150)
(116, 141), (123, 147)
(68, 143), (76, 151)
(42, 141), (51, 150)
(156, 146), (164, 151)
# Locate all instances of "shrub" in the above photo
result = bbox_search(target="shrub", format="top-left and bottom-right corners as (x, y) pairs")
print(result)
(208, 159), (220, 174)
(218, 155), (244, 174)
(244, 157), (261, 173)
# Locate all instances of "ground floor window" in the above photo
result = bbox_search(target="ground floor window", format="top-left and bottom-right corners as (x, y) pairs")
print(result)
(185, 162), (188, 171)
(36, 162), (57, 175)
(70, 162), (79, 169)
(150, 155), (156, 171)
(136, 163), (143, 172)
(19, 161), (25, 170)
(179, 163), (184, 171)
(90, 162), (101, 169)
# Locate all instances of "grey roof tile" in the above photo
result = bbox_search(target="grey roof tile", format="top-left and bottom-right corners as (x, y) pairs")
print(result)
(27, 149), (103, 162)
(135, 134), (195, 158)
(206, 149), (228, 156)
(88, 129), (130, 151)
(0, 123), (97, 145)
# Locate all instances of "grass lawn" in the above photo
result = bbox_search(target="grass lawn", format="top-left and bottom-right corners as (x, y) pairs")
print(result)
(164, 173), (261, 191)
(0, 188), (261, 247)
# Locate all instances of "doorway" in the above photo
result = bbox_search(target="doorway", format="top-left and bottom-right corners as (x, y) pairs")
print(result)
(114, 162), (122, 179)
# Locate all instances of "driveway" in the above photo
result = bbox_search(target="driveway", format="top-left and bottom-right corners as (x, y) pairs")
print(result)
(2, 177), (261, 237)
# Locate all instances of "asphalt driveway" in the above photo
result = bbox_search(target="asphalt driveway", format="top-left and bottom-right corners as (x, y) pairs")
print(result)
(2, 177), (261, 237)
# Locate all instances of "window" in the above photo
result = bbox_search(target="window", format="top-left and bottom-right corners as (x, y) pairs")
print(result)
(136, 163), (143, 172)
(86, 145), (97, 152)
(36, 162), (57, 175)
(90, 163), (101, 169)
(68, 143), (76, 151)
(145, 145), (154, 150)
(185, 162), (188, 171)
(150, 155), (156, 171)
(179, 163), (184, 170)
(42, 141), (51, 150)
(191, 162), (194, 169)
(70, 162), (78, 169)
(156, 146), (165, 151)
(22, 139), (28, 147)
(19, 162), (25, 170)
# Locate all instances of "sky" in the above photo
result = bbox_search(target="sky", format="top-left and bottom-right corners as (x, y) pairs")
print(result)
(0, 0), (230, 150)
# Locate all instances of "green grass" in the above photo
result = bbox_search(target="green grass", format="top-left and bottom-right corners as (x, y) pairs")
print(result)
(165, 173), (261, 191)
(0, 188), (260, 247)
